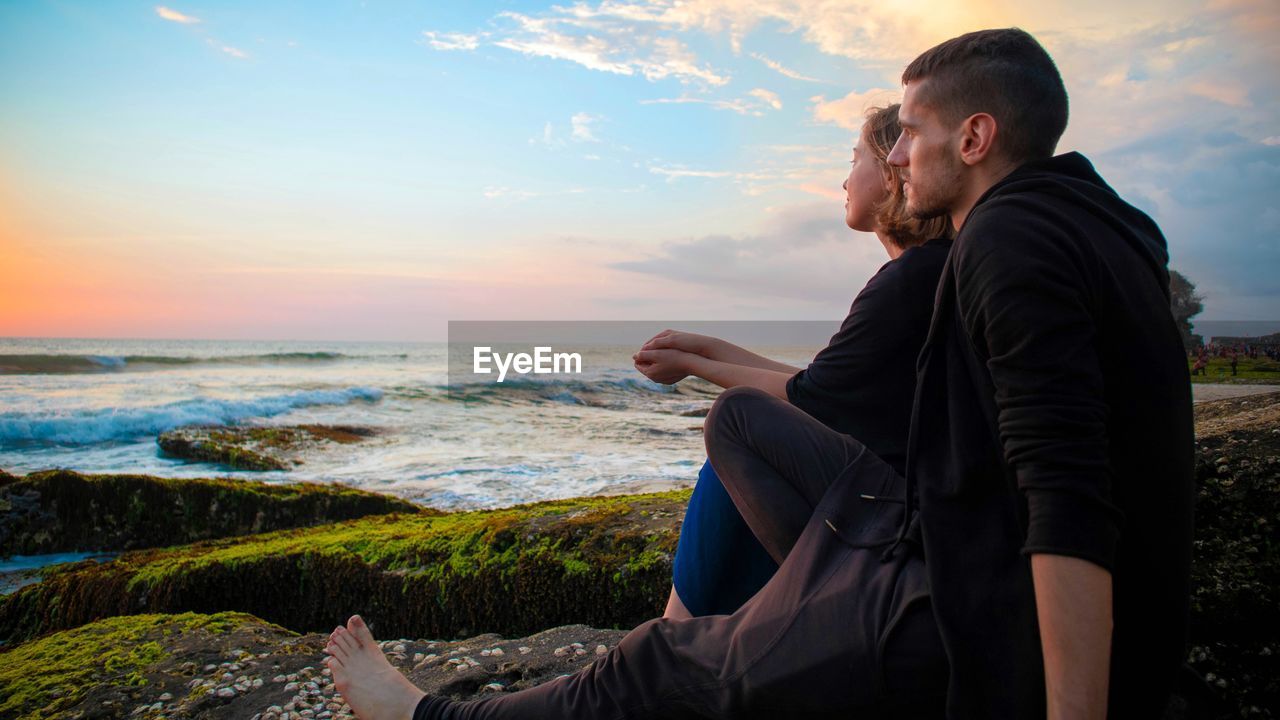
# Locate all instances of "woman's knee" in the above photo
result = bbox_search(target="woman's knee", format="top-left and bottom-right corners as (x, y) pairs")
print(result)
(705, 386), (780, 452)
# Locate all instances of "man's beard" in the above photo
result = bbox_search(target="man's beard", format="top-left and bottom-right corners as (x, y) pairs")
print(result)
(905, 155), (962, 220)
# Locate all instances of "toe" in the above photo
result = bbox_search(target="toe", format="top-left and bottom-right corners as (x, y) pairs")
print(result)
(348, 614), (377, 646)
(329, 642), (349, 661)
(323, 654), (344, 671)
(334, 627), (360, 654)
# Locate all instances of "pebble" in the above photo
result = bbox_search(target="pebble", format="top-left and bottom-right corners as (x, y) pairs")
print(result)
(216, 687), (237, 698)
(285, 682), (300, 691)
(553, 647), (567, 657)
(596, 645), (608, 655)
(483, 683), (505, 693)
(518, 646), (532, 655)
(158, 692), (173, 701)
(413, 653), (425, 662)
(274, 675), (288, 683)
(490, 648), (504, 656)
(393, 644), (406, 653)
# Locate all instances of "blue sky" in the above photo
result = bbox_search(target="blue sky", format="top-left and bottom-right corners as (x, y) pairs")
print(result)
(1, 0), (1276, 340)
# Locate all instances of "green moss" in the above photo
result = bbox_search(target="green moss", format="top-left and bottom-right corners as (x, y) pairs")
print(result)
(0, 611), (268, 720)
(0, 489), (690, 644)
(0, 469), (430, 557)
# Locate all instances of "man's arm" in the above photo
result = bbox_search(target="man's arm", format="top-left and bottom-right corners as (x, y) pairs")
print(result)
(1031, 553), (1113, 720)
(953, 206), (1123, 717)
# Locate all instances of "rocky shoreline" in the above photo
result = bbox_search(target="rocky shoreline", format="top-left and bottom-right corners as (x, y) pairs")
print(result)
(156, 425), (382, 472)
(1, 392), (1277, 718)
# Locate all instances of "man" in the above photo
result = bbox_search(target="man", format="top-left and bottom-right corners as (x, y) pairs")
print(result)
(323, 28), (1194, 719)
(885, 28), (1194, 718)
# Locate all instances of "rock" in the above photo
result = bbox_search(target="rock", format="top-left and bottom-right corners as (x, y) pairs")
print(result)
(216, 687), (236, 698)
(156, 424), (380, 472)
(0, 488), (685, 643)
(0, 468), (425, 557)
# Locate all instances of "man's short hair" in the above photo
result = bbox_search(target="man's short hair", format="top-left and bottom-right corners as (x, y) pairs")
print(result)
(902, 28), (1068, 163)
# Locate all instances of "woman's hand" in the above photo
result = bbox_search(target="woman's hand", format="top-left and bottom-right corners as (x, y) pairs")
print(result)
(640, 329), (715, 357)
(633, 348), (701, 385)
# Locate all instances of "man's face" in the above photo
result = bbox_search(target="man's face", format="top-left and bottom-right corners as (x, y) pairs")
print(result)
(886, 78), (963, 221)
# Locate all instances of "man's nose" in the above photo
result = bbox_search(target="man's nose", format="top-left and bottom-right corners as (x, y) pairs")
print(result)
(887, 136), (907, 167)
(842, 179), (847, 191)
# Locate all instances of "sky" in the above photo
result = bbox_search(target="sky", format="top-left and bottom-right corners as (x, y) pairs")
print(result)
(0, 0), (1276, 341)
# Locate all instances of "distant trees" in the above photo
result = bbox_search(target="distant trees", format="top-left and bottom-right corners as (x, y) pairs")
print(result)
(1170, 269), (1205, 350)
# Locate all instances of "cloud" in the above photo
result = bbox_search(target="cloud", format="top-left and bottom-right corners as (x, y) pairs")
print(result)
(610, 201), (889, 305)
(750, 52), (820, 82)
(749, 88), (782, 110)
(219, 45), (249, 60)
(489, 11), (729, 86)
(640, 89), (782, 116)
(1188, 80), (1252, 107)
(571, 112), (602, 142)
(422, 6), (734, 86)
(421, 31), (482, 51)
(154, 6), (200, 24)
(530, 121), (560, 147)
(810, 88), (900, 131)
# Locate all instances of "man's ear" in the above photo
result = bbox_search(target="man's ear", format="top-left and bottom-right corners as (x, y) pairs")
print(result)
(958, 113), (998, 166)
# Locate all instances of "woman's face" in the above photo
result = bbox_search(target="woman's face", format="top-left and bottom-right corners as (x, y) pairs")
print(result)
(843, 133), (891, 232)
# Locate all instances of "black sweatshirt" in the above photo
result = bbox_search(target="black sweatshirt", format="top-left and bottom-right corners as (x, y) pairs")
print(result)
(906, 153), (1195, 718)
(786, 237), (951, 475)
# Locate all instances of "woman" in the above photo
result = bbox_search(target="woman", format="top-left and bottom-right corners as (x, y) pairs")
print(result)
(633, 104), (952, 618)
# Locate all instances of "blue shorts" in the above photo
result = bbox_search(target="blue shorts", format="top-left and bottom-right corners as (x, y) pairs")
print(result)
(671, 459), (779, 616)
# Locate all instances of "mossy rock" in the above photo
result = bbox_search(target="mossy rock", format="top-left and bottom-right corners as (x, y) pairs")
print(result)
(0, 469), (428, 557)
(157, 424), (379, 471)
(0, 489), (689, 646)
(0, 611), (301, 720)
(0, 610), (637, 719)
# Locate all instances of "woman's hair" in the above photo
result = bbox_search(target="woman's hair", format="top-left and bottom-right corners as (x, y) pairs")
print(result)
(861, 104), (953, 248)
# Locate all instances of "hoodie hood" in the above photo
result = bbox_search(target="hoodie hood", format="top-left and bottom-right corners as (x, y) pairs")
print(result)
(966, 151), (1172, 298)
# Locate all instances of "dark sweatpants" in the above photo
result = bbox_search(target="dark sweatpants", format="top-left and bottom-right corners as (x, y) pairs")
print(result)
(415, 387), (947, 719)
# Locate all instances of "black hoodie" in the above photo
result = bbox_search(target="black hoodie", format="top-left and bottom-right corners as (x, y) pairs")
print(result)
(903, 152), (1195, 718)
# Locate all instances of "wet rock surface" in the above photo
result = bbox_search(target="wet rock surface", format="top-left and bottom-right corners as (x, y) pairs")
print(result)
(157, 425), (381, 471)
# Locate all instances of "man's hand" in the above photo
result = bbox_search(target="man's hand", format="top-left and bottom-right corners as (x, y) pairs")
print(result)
(633, 347), (699, 384)
(1031, 553), (1113, 720)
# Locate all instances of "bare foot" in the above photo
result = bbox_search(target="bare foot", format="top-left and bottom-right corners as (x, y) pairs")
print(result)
(323, 615), (426, 720)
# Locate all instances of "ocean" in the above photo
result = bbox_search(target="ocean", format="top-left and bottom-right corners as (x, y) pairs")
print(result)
(0, 336), (821, 511)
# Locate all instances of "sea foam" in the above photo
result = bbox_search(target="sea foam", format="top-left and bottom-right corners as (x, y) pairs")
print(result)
(0, 387), (383, 446)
